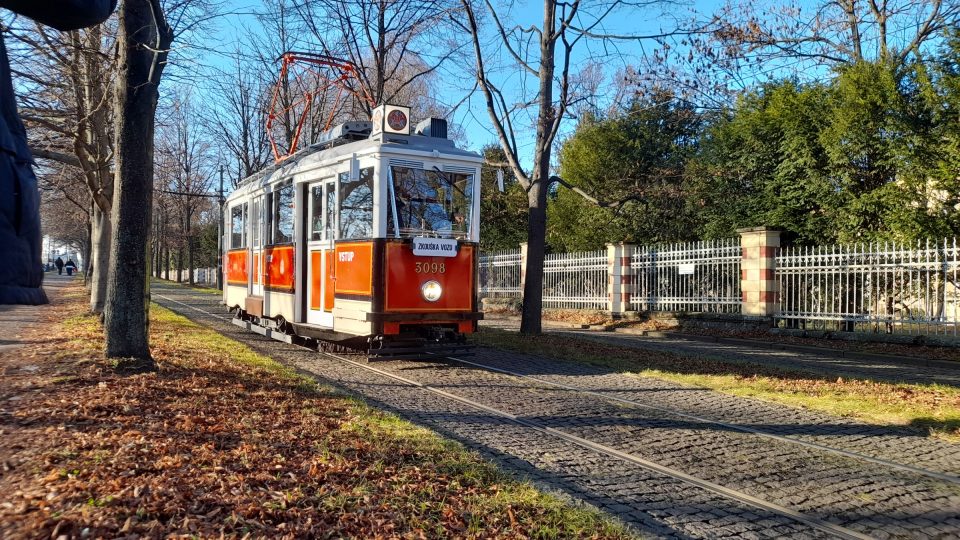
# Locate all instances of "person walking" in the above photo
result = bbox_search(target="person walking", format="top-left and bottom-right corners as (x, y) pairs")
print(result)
(0, 0), (117, 304)
(64, 259), (76, 277)
(54, 256), (64, 275)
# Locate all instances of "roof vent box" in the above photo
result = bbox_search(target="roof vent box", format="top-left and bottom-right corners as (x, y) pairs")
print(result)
(414, 118), (448, 139)
(371, 104), (410, 136)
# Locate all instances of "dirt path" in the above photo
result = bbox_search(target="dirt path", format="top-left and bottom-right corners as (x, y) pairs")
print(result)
(0, 273), (74, 356)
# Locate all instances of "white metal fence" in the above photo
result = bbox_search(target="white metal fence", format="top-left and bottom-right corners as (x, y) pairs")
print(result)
(542, 249), (608, 309)
(477, 239), (743, 313)
(476, 236), (960, 339)
(159, 267), (219, 287)
(777, 239), (960, 336)
(630, 239), (742, 313)
(478, 249), (522, 298)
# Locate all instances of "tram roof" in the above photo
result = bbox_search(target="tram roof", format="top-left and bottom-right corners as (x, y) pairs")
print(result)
(232, 132), (482, 196)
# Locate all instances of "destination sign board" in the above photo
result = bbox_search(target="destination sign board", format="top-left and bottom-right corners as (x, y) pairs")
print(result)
(412, 237), (458, 257)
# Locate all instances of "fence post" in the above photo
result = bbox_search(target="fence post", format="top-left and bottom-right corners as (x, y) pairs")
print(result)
(738, 227), (781, 318)
(607, 243), (635, 317)
(519, 242), (528, 293)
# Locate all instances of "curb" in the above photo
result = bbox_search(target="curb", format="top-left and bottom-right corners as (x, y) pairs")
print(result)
(465, 317), (960, 372)
(607, 328), (960, 371)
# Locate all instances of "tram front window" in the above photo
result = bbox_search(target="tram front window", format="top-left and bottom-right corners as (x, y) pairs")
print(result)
(389, 166), (473, 239)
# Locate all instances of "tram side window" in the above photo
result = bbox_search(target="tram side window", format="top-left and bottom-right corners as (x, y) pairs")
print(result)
(339, 167), (374, 239)
(230, 203), (247, 249)
(310, 181), (336, 241)
(251, 199), (261, 246)
(272, 181), (294, 244)
(310, 185), (323, 241)
(325, 181), (336, 237)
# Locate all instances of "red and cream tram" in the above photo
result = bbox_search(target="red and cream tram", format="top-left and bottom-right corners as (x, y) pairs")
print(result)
(222, 104), (483, 359)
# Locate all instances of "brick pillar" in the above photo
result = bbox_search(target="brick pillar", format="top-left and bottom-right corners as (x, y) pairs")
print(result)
(738, 227), (781, 317)
(607, 243), (635, 316)
(519, 242), (528, 293)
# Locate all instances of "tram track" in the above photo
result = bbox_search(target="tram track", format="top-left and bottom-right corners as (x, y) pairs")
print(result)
(155, 294), (864, 537)
(435, 353), (960, 486)
(154, 290), (957, 538)
(315, 347), (874, 540)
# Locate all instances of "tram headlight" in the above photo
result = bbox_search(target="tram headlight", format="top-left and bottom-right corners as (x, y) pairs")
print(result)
(421, 280), (442, 302)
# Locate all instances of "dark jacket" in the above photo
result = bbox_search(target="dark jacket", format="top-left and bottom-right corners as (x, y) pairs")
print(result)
(0, 1), (116, 304)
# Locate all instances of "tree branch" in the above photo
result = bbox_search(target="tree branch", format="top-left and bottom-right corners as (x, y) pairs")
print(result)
(30, 147), (82, 167)
(549, 175), (643, 208)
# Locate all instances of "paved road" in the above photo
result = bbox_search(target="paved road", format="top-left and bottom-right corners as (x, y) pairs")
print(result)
(0, 273), (72, 356)
(480, 320), (960, 388)
(153, 282), (960, 539)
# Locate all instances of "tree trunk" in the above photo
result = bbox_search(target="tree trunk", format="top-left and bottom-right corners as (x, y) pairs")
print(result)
(89, 205), (111, 313)
(154, 238), (161, 278)
(187, 211), (194, 285)
(156, 211), (166, 278)
(165, 246), (171, 280)
(104, 0), (172, 367)
(188, 240), (194, 285)
(518, 0), (558, 335)
(176, 248), (183, 282)
(82, 215), (92, 286)
(520, 180), (548, 333)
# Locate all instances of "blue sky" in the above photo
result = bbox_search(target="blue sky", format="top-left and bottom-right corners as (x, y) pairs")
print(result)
(179, 0), (724, 164)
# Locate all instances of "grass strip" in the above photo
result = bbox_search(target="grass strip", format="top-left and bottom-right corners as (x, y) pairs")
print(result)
(151, 276), (222, 296)
(473, 327), (960, 442)
(0, 283), (634, 539)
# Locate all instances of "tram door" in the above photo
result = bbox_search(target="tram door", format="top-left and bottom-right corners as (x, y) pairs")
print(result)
(306, 178), (335, 327)
(250, 196), (264, 297)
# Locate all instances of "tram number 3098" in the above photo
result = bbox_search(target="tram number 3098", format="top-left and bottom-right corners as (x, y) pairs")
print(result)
(414, 262), (446, 274)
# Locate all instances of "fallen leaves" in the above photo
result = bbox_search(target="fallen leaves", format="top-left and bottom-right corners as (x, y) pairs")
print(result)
(0, 281), (631, 539)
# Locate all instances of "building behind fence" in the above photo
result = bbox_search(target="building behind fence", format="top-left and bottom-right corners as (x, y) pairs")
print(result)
(479, 229), (960, 338)
(159, 267), (219, 287)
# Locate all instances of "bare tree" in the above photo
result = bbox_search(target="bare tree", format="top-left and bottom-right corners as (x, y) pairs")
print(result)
(219, 0), (457, 165)
(207, 51), (272, 183)
(654, 0), (960, 103)
(104, 0), (222, 366)
(7, 19), (118, 312)
(295, 0), (463, 115)
(156, 94), (215, 284)
(38, 165), (93, 274)
(244, 0), (335, 159)
(103, 0), (174, 366)
(459, 0), (699, 333)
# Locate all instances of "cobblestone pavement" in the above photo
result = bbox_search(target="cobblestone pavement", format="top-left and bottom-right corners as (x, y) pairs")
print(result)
(451, 348), (960, 478)
(152, 282), (960, 539)
(480, 320), (960, 388)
